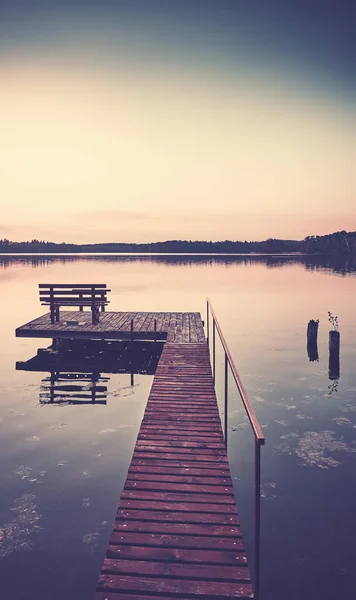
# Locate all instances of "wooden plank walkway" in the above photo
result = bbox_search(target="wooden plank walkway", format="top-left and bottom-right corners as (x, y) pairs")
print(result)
(95, 342), (253, 599)
(15, 311), (206, 343)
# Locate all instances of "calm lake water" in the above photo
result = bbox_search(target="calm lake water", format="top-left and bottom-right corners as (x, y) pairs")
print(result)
(1, 253), (356, 600)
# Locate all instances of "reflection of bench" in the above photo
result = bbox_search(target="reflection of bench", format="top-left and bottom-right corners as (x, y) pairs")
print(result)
(39, 284), (110, 325)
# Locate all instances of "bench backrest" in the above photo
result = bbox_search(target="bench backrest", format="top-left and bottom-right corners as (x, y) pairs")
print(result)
(39, 284), (109, 304)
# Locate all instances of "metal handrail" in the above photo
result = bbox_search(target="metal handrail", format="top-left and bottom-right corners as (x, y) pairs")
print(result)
(206, 298), (265, 600)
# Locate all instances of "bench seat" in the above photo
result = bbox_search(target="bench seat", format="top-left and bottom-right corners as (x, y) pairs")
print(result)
(39, 284), (111, 324)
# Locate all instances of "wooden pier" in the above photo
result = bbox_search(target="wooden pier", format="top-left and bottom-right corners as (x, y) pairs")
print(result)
(95, 340), (253, 599)
(16, 306), (263, 599)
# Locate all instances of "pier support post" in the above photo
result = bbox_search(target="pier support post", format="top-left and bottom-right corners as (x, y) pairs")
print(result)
(212, 320), (216, 382)
(224, 352), (228, 448)
(254, 440), (261, 600)
(206, 301), (209, 345)
(329, 330), (340, 380)
(307, 319), (319, 362)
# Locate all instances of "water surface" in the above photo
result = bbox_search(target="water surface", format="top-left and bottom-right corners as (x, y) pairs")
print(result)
(0, 254), (356, 600)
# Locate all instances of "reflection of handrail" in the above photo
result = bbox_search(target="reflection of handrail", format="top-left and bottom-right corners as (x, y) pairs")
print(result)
(206, 298), (265, 600)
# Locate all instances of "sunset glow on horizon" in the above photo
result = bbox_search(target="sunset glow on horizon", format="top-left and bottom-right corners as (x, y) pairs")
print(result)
(1, 1), (356, 243)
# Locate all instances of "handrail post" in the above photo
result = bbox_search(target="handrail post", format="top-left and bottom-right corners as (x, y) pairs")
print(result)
(212, 319), (216, 382)
(254, 440), (261, 600)
(206, 297), (264, 599)
(224, 352), (228, 448)
(206, 300), (209, 345)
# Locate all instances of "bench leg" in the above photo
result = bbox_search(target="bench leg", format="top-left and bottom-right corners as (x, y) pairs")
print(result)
(101, 305), (105, 312)
(92, 306), (99, 325)
(50, 306), (55, 324)
(56, 307), (60, 322)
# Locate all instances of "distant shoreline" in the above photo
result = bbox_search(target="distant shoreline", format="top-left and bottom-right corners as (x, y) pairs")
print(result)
(0, 251), (304, 257)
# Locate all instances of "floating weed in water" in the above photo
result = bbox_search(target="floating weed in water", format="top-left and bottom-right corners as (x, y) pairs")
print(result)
(253, 396), (265, 403)
(261, 482), (277, 500)
(80, 471), (91, 479)
(8, 409), (26, 417)
(50, 422), (68, 430)
(82, 530), (100, 551)
(280, 433), (299, 440)
(333, 417), (353, 427)
(275, 420), (288, 426)
(296, 414), (313, 420)
(56, 460), (68, 467)
(342, 404), (356, 414)
(0, 493), (41, 558)
(98, 428), (116, 435)
(273, 433), (298, 456)
(82, 521), (108, 552)
(112, 385), (137, 398)
(230, 424), (246, 432)
(286, 405), (297, 411)
(275, 430), (356, 468)
(25, 436), (40, 443)
(296, 431), (356, 469)
(82, 497), (90, 508)
(15, 465), (32, 480)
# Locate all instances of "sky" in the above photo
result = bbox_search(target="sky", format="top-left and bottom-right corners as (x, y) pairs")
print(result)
(1, 0), (356, 243)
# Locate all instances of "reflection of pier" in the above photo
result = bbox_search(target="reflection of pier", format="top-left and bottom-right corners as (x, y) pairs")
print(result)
(16, 339), (164, 375)
(40, 372), (108, 404)
(16, 340), (165, 405)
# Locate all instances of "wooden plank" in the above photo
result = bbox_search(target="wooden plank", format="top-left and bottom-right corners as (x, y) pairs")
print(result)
(113, 521), (240, 537)
(95, 593), (202, 600)
(96, 573), (253, 597)
(101, 558), (250, 580)
(124, 481), (233, 495)
(110, 531), (243, 550)
(119, 500), (237, 514)
(38, 283), (107, 288)
(105, 544), (247, 565)
(116, 509), (240, 526)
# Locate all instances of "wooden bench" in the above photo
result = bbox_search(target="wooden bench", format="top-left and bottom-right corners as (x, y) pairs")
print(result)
(39, 284), (110, 325)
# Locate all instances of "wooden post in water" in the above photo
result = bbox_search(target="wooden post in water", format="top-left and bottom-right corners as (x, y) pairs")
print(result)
(130, 319), (134, 342)
(307, 319), (319, 362)
(329, 330), (340, 380)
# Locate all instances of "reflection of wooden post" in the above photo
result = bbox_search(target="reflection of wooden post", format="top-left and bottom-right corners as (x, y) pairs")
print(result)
(130, 372), (134, 387)
(307, 319), (319, 362)
(329, 330), (340, 380)
(50, 371), (55, 403)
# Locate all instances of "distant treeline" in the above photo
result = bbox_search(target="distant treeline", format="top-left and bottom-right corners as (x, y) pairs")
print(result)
(0, 238), (300, 254)
(301, 231), (356, 255)
(0, 230), (355, 254)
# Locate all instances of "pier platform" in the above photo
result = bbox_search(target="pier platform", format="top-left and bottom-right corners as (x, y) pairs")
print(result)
(15, 311), (205, 343)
